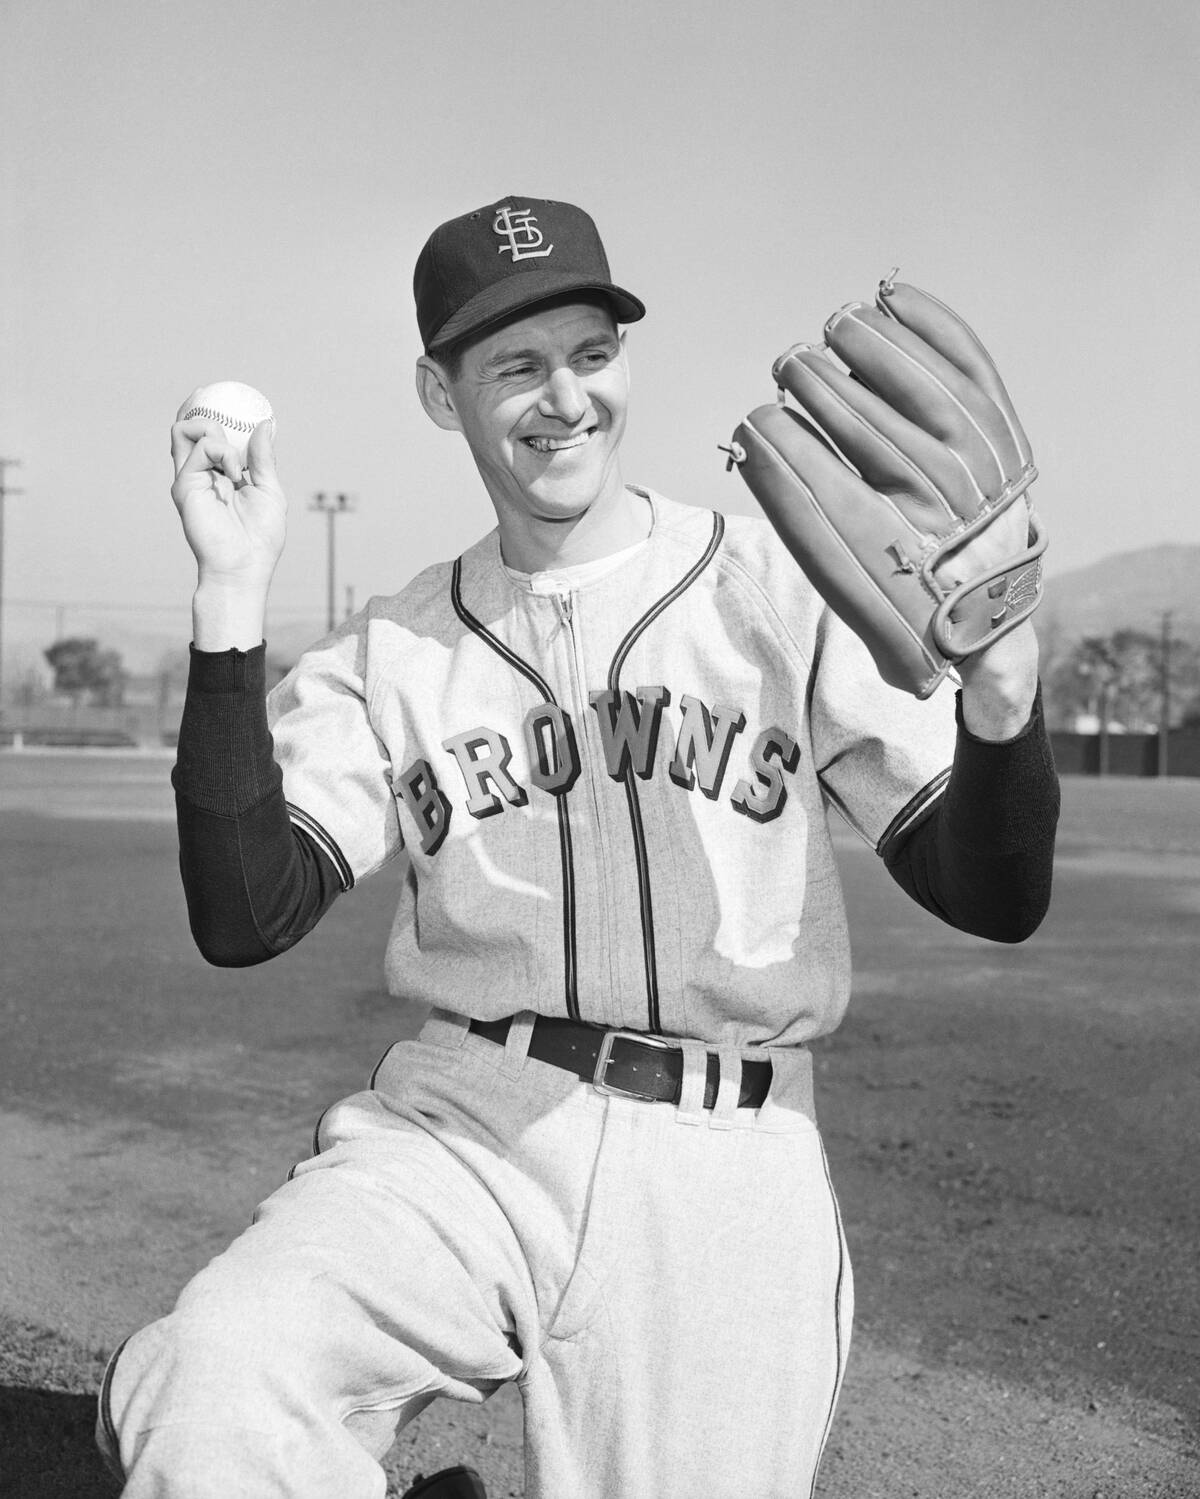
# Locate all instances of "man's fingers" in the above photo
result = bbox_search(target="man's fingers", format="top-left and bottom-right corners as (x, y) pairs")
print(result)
(171, 417), (215, 474)
(170, 418), (245, 483)
(171, 431), (244, 500)
(244, 419), (279, 492)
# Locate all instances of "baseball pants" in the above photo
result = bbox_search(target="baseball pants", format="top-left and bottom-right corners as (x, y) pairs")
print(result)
(98, 1009), (853, 1498)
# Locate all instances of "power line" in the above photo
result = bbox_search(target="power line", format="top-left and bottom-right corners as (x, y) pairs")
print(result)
(6, 597), (190, 615)
(4, 596), (329, 620)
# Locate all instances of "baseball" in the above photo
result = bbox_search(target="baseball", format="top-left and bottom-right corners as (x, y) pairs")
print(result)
(176, 381), (275, 468)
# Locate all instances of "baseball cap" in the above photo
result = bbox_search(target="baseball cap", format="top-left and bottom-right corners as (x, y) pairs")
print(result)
(414, 196), (646, 354)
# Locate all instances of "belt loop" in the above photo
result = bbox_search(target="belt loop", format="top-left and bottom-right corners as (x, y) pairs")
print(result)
(710, 1048), (744, 1129)
(757, 1045), (816, 1129)
(422, 1008), (470, 1050)
(500, 1012), (536, 1077)
(676, 1040), (709, 1124)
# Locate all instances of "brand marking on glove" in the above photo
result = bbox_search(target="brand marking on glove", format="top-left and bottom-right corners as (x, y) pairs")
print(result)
(1005, 563), (1042, 612)
(989, 564), (1041, 626)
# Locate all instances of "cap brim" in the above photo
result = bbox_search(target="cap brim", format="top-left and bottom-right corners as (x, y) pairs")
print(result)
(428, 271), (645, 353)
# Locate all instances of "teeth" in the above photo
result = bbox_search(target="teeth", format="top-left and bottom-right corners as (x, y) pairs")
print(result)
(526, 431), (592, 453)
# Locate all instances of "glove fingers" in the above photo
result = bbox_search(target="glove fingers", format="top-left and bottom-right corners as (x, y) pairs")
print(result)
(824, 301), (1028, 502)
(732, 403), (948, 696)
(876, 282), (1034, 472)
(773, 344), (984, 525)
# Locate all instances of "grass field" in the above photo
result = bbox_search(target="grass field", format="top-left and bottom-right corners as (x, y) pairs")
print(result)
(1, 753), (1198, 1497)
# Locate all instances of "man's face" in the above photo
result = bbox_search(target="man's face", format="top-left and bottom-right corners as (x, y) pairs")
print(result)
(436, 299), (629, 530)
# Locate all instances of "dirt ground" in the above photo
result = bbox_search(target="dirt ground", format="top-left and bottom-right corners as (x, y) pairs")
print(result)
(0, 755), (1197, 1497)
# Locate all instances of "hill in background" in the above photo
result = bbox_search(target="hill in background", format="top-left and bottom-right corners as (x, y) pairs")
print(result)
(1042, 545), (1200, 645)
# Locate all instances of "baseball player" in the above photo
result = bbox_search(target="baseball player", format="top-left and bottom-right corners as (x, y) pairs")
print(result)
(97, 196), (1059, 1499)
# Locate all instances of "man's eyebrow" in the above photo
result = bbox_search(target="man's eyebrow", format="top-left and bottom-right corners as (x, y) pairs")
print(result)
(572, 328), (619, 351)
(480, 330), (617, 372)
(485, 344), (540, 366)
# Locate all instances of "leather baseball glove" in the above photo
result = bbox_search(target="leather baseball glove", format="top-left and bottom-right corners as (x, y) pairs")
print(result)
(724, 275), (1045, 698)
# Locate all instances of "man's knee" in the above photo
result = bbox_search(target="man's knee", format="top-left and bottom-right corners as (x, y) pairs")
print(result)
(95, 1306), (397, 1498)
(97, 1263), (302, 1479)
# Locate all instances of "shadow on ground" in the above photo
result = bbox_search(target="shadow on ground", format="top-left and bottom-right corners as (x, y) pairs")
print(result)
(0, 1315), (526, 1499)
(1, 1386), (118, 1499)
(0, 1319), (116, 1499)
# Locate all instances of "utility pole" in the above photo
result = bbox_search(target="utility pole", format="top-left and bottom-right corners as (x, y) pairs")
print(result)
(310, 492), (353, 632)
(1158, 609), (1172, 779)
(1082, 638), (1120, 779)
(0, 458), (26, 720)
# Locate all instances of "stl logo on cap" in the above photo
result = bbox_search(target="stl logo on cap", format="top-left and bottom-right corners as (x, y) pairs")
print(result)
(493, 205), (554, 261)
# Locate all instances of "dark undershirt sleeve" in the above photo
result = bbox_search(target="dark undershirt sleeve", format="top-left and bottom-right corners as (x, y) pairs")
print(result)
(171, 644), (344, 966)
(882, 683), (1060, 943)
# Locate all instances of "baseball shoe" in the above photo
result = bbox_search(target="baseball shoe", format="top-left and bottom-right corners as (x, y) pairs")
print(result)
(400, 1465), (487, 1498)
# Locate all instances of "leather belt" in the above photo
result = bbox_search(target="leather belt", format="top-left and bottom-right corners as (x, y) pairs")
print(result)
(468, 1015), (772, 1110)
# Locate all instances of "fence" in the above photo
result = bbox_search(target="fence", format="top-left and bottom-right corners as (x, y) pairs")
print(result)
(0, 700), (183, 750)
(6, 711), (1200, 777)
(1049, 729), (1200, 778)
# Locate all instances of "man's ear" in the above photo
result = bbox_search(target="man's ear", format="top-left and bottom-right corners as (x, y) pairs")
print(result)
(415, 356), (463, 432)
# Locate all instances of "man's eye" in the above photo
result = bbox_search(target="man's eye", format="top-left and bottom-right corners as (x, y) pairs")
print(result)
(502, 364), (537, 379)
(577, 349), (613, 369)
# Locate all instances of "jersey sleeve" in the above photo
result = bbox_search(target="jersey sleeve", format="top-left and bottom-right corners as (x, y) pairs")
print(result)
(266, 622), (403, 888)
(172, 643), (345, 965)
(883, 683), (1059, 941)
(809, 607), (958, 849)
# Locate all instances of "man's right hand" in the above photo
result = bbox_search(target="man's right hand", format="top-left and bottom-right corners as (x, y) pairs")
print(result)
(170, 417), (285, 650)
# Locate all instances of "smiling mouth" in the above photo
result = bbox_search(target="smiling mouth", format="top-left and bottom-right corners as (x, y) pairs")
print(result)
(524, 427), (596, 454)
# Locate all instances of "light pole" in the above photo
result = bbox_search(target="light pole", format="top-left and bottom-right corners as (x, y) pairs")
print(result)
(1158, 610), (1172, 779)
(0, 457), (26, 720)
(310, 492), (353, 632)
(1097, 680), (1112, 778)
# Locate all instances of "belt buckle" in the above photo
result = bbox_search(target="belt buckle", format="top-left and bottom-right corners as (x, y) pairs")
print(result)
(592, 1028), (677, 1101)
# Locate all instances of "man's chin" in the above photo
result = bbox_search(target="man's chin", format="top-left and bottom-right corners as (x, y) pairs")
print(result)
(522, 485), (601, 524)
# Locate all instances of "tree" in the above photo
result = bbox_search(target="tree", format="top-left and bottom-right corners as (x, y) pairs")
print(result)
(1030, 609), (1076, 730)
(1047, 628), (1200, 732)
(44, 636), (127, 708)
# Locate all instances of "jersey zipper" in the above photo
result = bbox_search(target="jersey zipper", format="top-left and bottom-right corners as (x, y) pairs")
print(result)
(555, 589), (614, 1023)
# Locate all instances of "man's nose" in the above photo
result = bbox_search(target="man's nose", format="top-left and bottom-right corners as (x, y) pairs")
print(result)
(537, 367), (588, 424)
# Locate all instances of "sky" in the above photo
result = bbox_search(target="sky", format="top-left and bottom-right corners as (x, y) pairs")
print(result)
(2, 0), (1198, 677)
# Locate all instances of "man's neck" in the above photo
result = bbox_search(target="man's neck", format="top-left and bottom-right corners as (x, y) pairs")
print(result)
(497, 485), (652, 574)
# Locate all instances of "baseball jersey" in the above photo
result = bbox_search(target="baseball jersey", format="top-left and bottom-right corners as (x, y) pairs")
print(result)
(266, 490), (958, 1050)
